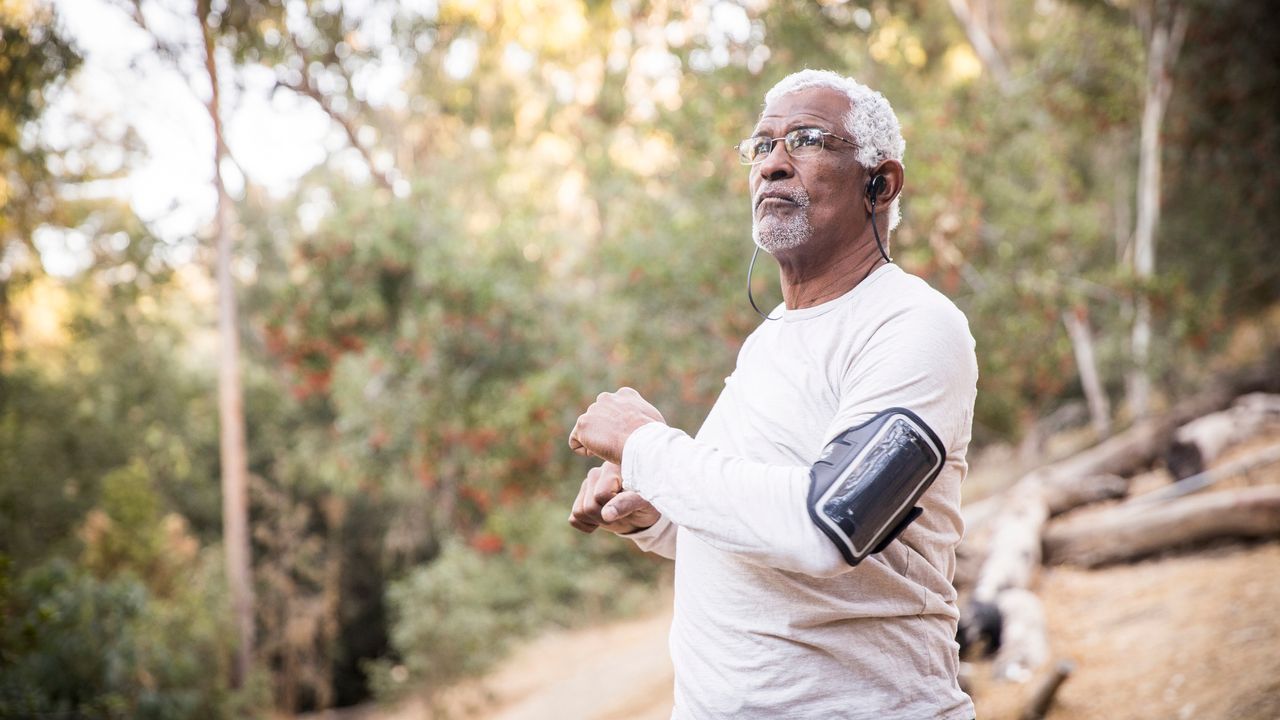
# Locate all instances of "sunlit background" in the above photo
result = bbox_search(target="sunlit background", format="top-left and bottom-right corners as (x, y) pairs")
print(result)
(2, 0), (1278, 717)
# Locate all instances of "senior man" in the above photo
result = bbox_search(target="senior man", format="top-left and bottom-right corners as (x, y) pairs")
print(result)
(568, 69), (977, 719)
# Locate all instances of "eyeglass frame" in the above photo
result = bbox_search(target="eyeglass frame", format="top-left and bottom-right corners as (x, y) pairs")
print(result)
(737, 126), (858, 165)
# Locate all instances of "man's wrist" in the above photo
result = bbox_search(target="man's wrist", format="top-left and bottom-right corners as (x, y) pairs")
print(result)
(619, 513), (668, 539)
(620, 520), (657, 535)
(620, 421), (671, 493)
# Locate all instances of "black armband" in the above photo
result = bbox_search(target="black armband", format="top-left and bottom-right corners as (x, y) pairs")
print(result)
(807, 408), (945, 566)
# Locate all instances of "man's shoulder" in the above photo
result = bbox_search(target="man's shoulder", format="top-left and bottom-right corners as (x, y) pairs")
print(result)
(861, 267), (972, 337)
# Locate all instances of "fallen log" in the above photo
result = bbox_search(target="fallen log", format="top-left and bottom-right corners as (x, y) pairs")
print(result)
(956, 354), (1280, 680)
(992, 588), (1049, 683)
(1044, 485), (1280, 567)
(954, 542), (986, 594)
(1027, 355), (1280, 515)
(1040, 473), (1128, 515)
(957, 598), (1003, 659)
(961, 353), (1279, 583)
(1019, 659), (1075, 720)
(1023, 421), (1161, 513)
(973, 481), (1047, 601)
(1166, 393), (1280, 479)
(1131, 442), (1280, 505)
(962, 493), (1004, 532)
(959, 482), (1051, 681)
(955, 495), (1003, 591)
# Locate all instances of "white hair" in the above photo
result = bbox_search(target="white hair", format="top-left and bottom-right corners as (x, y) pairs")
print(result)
(764, 69), (906, 231)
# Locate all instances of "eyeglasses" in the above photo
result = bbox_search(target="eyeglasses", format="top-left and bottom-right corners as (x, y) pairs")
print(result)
(737, 127), (857, 165)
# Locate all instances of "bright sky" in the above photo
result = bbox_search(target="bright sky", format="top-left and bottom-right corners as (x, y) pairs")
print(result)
(38, 0), (340, 274)
(34, 0), (756, 276)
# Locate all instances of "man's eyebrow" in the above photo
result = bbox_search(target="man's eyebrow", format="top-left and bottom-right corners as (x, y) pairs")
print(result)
(751, 114), (837, 136)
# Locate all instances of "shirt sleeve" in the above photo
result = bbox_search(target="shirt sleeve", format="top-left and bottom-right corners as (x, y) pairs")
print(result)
(619, 512), (678, 560)
(827, 302), (978, 452)
(619, 301), (977, 578)
(622, 422), (847, 576)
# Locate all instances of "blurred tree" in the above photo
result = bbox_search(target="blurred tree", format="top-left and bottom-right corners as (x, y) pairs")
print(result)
(2, 455), (240, 718)
(192, 0), (257, 687)
(1158, 0), (1280, 372)
(0, 555), (242, 719)
(1125, 0), (1189, 419)
(3, 0), (1278, 714)
(0, 3), (80, 360)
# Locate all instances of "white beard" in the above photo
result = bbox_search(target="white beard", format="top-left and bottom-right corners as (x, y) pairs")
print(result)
(751, 187), (812, 253)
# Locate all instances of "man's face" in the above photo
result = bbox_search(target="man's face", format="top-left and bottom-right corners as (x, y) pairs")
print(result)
(749, 87), (864, 256)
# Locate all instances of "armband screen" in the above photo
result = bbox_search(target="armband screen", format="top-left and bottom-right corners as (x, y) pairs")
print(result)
(806, 408), (945, 566)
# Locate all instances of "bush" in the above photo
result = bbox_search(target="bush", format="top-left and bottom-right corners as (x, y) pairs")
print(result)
(0, 553), (245, 720)
(371, 497), (664, 698)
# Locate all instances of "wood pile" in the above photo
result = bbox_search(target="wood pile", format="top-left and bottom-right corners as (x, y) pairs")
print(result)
(955, 354), (1280, 717)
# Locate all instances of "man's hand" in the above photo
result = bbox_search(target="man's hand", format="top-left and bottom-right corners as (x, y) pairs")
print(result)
(568, 461), (661, 535)
(568, 387), (665, 466)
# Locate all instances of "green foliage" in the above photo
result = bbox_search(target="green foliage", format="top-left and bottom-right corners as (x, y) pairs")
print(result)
(1162, 0), (1280, 324)
(0, 276), (220, 570)
(0, 5), (81, 246)
(4, 0), (1279, 714)
(0, 554), (243, 720)
(372, 497), (662, 697)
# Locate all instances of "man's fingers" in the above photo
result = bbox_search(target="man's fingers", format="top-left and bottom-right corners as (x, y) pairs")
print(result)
(568, 477), (598, 533)
(568, 417), (591, 457)
(572, 468), (610, 533)
(602, 491), (646, 523)
(591, 466), (623, 507)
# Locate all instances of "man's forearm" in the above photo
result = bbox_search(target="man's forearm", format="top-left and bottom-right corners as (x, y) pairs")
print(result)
(621, 423), (851, 577)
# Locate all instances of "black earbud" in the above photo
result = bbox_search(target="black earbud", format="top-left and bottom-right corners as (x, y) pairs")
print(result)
(866, 175), (887, 204)
(865, 175), (892, 264)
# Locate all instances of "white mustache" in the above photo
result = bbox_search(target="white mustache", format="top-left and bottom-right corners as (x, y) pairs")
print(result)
(754, 185), (811, 209)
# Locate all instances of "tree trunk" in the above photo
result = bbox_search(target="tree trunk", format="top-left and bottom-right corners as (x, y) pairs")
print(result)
(1127, 0), (1189, 420)
(1113, 130), (1132, 266)
(199, 1), (254, 687)
(946, 0), (1011, 91)
(1044, 485), (1280, 567)
(1063, 306), (1111, 437)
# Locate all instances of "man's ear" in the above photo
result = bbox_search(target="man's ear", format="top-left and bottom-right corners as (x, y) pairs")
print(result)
(863, 159), (905, 213)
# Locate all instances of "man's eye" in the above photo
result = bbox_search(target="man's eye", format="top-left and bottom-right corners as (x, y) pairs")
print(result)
(792, 129), (823, 147)
(750, 138), (773, 157)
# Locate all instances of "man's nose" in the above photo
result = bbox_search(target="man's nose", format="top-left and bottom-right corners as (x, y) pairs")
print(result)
(756, 139), (794, 182)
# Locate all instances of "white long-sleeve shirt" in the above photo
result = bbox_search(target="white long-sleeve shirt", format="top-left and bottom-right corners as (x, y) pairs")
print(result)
(621, 263), (977, 719)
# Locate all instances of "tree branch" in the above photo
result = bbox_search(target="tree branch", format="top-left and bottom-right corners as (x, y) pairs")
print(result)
(946, 0), (1011, 92)
(279, 30), (394, 190)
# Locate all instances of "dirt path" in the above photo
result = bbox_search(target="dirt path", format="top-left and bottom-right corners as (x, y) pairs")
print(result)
(970, 541), (1280, 720)
(336, 436), (1280, 720)
(352, 605), (675, 720)
(969, 434), (1280, 720)
(472, 607), (674, 720)
(355, 537), (1278, 720)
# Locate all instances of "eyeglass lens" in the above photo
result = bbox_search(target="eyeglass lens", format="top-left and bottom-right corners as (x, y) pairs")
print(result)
(738, 128), (826, 164)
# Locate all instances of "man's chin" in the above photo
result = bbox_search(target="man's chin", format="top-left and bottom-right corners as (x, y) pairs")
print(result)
(753, 225), (811, 254)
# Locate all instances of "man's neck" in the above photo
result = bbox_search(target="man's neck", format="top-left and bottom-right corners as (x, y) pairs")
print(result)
(775, 235), (886, 310)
